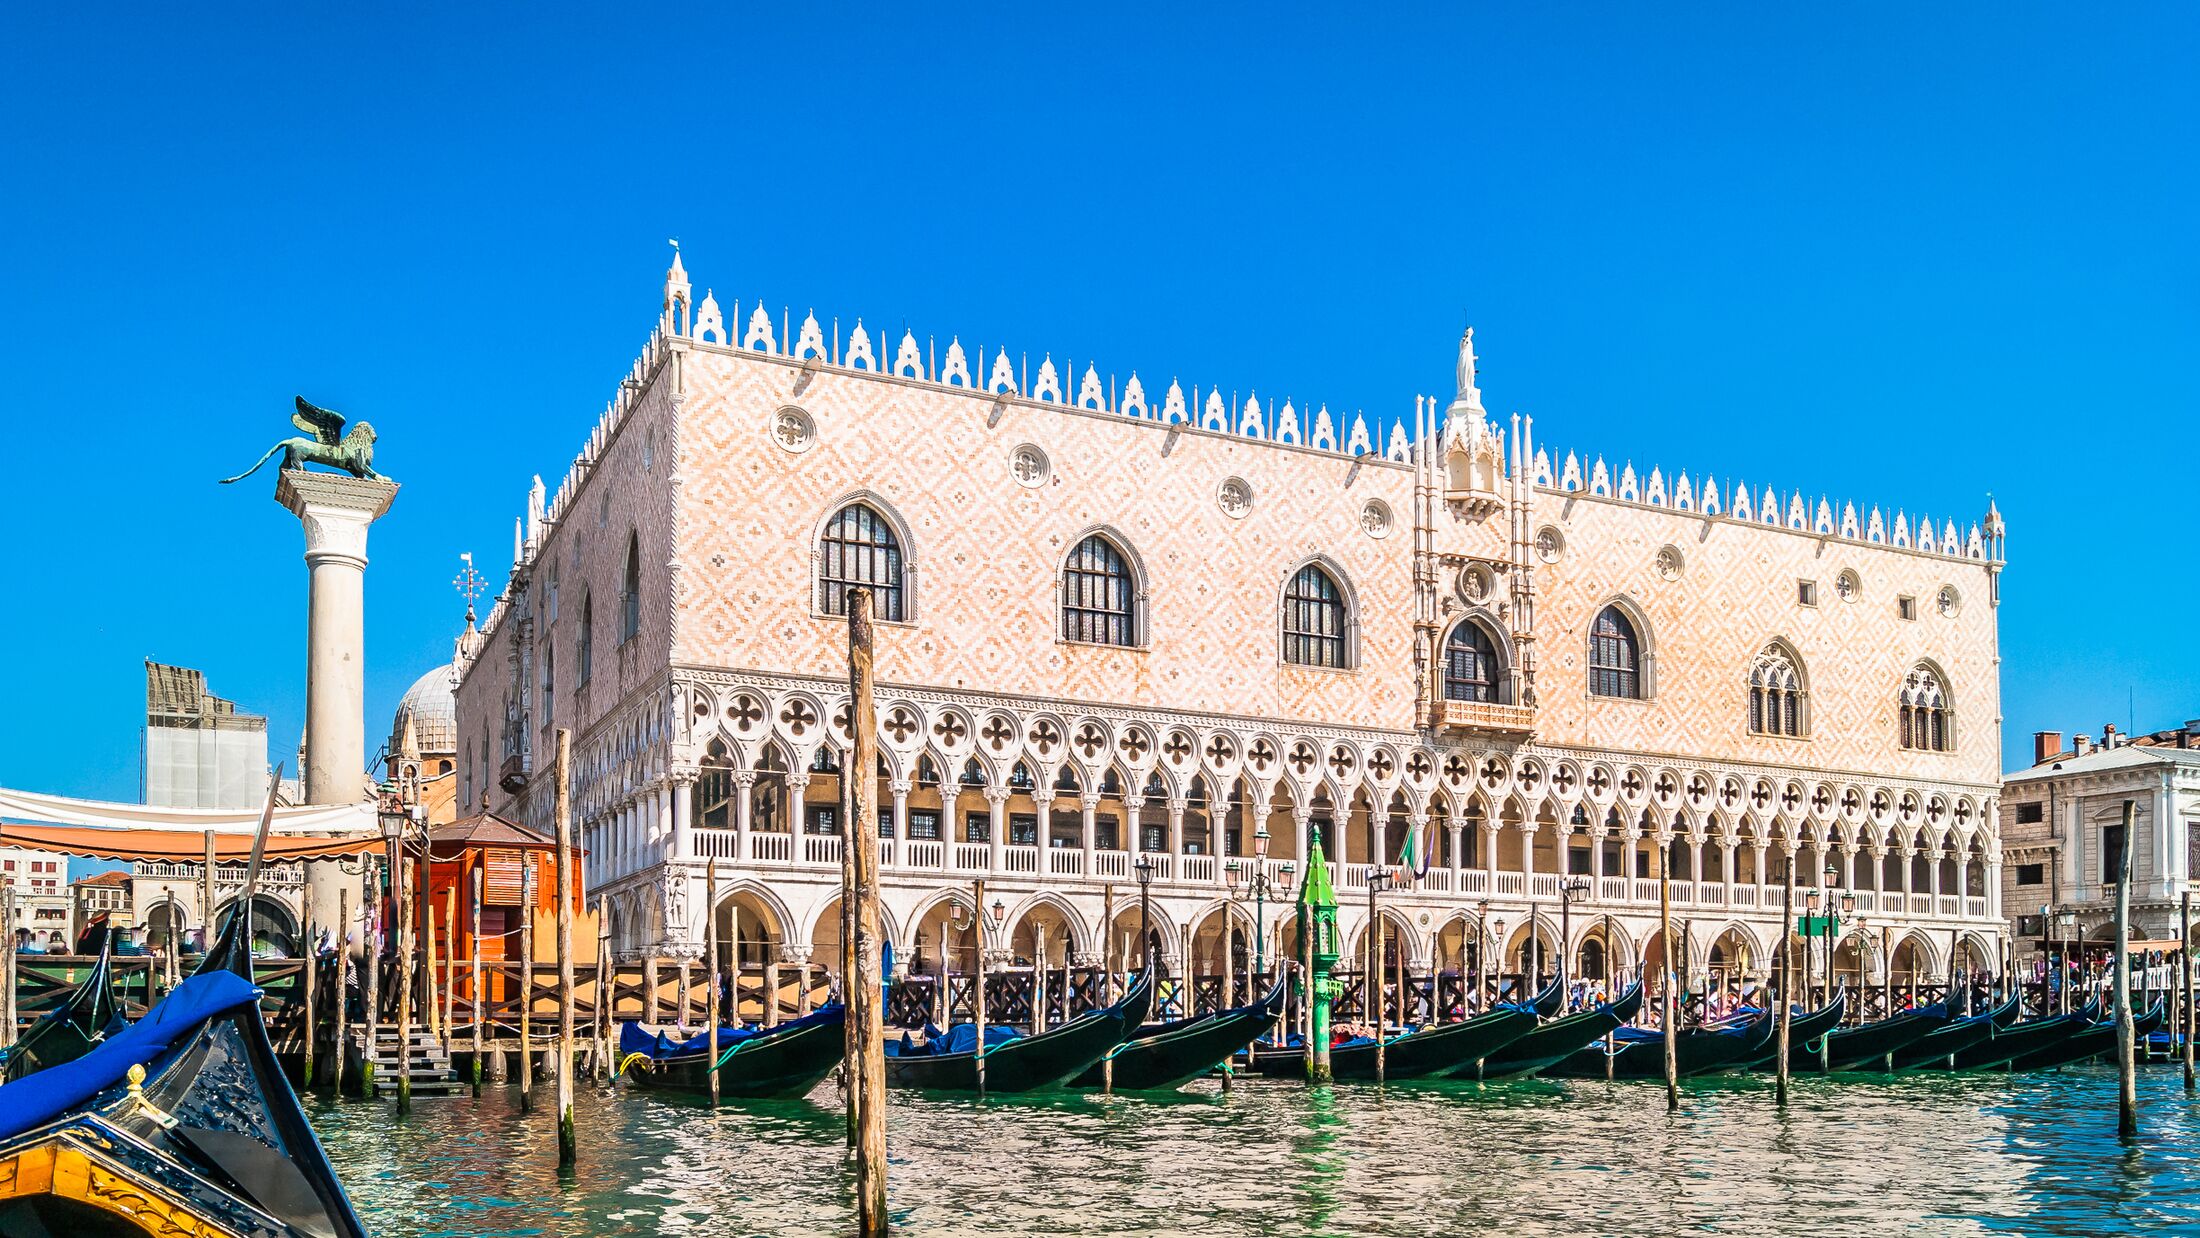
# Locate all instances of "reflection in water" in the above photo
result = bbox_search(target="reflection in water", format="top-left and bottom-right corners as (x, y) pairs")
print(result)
(310, 1064), (2200, 1237)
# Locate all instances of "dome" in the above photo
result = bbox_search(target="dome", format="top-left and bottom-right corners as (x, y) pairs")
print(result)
(390, 663), (458, 758)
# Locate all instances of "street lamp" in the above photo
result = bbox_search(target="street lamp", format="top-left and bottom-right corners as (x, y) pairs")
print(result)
(1225, 825), (1291, 980)
(1560, 874), (1591, 997)
(1132, 853), (1156, 971)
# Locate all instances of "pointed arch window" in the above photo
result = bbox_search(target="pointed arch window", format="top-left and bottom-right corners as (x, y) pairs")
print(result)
(1899, 665), (1952, 752)
(1748, 645), (1806, 737)
(620, 532), (642, 644)
(1588, 606), (1641, 699)
(818, 503), (905, 620)
(1282, 564), (1349, 668)
(1443, 620), (1507, 703)
(1061, 534), (1137, 646)
(576, 590), (593, 686)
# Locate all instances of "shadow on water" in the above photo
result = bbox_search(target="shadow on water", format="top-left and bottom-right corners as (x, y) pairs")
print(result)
(309, 1064), (2200, 1237)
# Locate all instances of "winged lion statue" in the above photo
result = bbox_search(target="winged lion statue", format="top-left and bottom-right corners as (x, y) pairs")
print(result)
(220, 397), (389, 485)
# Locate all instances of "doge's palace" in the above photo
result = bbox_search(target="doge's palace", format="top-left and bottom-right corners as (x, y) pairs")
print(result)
(453, 252), (2009, 1017)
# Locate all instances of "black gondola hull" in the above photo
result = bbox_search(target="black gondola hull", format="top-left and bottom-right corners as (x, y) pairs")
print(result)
(1931, 1012), (2090, 1071)
(624, 1006), (849, 1100)
(1243, 1007), (1540, 1081)
(887, 973), (1154, 1093)
(1545, 1012), (1776, 1079)
(1797, 1009), (1951, 1072)
(1729, 995), (1847, 1071)
(1460, 985), (1648, 1080)
(2006, 1002), (2167, 1072)
(1069, 977), (1287, 1091)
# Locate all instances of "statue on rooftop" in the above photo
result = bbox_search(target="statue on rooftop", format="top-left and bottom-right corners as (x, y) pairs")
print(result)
(219, 396), (389, 485)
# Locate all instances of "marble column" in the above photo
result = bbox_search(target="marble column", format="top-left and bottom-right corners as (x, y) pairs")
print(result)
(277, 469), (398, 929)
(671, 774), (695, 861)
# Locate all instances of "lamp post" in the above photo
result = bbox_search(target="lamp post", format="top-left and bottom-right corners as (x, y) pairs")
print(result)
(374, 778), (415, 1114)
(1132, 854), (1156, 974)
(1367, 865), (1396, 1081)
(1225, 825), (1292, 981)
(1560, 874), (1590, 1007)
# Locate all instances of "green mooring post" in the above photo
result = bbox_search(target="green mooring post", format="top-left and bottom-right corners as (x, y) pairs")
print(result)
(1302, 837), (1341, 1084)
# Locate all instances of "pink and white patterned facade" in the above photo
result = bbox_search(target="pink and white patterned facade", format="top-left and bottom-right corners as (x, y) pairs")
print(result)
(452, 254), (2010, 996)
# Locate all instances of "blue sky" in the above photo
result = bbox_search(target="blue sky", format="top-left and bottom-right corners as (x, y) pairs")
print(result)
(1, 6), (2194, 821)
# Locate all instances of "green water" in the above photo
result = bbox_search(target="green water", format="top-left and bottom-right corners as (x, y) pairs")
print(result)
(311, 1066), (2200, 1237)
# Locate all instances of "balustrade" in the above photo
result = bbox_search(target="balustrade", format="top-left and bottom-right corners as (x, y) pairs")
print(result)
(903, 839), (944, 869)
(802, 835), (842, 866)
(1180, 855), (1216, 884)
(1001, 844), (1038, 875)
(1093, 850), (1130, 879)
(952, 843), (991, 872)
(1048, 849), (1085, 877)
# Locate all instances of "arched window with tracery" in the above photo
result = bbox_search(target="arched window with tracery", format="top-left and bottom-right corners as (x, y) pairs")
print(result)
(1282, 564), (1349, 668)
(1061, 534), (1136, 645)
(1748, 644), (1806, 737)
(818, 503), (905, 620)
(1588, 606), (1641, 699)
(1899, 665), (1952, 752)
(1443, 620), (1506, 703)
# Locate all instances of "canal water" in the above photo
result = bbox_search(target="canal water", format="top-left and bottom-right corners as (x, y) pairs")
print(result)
(311, 1066), (2200, 1237)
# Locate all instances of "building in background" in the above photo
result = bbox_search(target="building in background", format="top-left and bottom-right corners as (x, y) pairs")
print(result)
(2002, 720), (2200, 952)
(0, 846), (72, 946)
(70, 869), (133, 939)
(143, 661), (269, 810)
(455, 256), (2010, 1011)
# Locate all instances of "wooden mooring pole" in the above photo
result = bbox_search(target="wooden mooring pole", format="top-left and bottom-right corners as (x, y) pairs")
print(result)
(846, 588), (889, 1235)
(333, 889), (349, 1098)
(2115, 798), (2137, 1140)
(706, 859), (721, 1107)
(360, 867), (378, 1099)
(1659, 840), (1678, 1112)
(302, 915), (318, 1088)
(1776, 865), (1794, 1107)
(1, 887), (16, 1049)
(470, 867), (484, 1097)
(973, 877), (988, 1096)
(595, 895), (612, 1085)
(2183, 890), (2194, 1094)
(396, 822), (416, 1115)
(519, 862), (536, 1113)
(1102, 884), (1117, 1094)
(444, 885), (459, 1050)
(554, 727), (579, 1168)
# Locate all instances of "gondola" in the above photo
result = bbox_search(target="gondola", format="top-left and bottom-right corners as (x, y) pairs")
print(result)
(1, 926), (125, 1082)
(0, 792), (367, 1238)
(2005, 1001), (2166, 1073)
(885, 968), (1154, 1093)
(1068, 973), (1288, 1092)
(619, 1000), (849, 1099)
(1728, 991), (1848, 1071)
(1884, 993), (2021, 1071)
(1242, 1003), (1539, 1081)
(1459, 983), (1646, 1080)
(1545, 1006), (1778, 1079)
(1796, 1002), (1952, 1072)
(1932, 1004), (2093, 1071)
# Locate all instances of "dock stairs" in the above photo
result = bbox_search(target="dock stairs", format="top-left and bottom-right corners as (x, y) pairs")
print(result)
(352, 1023), (465, 1096)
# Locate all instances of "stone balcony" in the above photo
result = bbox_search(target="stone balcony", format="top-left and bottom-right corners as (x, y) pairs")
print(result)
(1437, 699), (1536, 739)
(684, 828), (1994, 923)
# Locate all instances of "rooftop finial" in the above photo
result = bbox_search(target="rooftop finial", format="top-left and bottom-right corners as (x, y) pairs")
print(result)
(1455, 326), (1477, 397)
(454, 551), (487, 630)
(1446, 327), (1486, 426)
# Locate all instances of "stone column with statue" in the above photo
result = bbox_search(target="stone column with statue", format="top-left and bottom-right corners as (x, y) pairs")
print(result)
(225, 397), (397, 931)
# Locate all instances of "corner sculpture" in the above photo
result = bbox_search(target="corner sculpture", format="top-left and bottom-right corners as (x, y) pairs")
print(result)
(220, 396), (389, 484)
